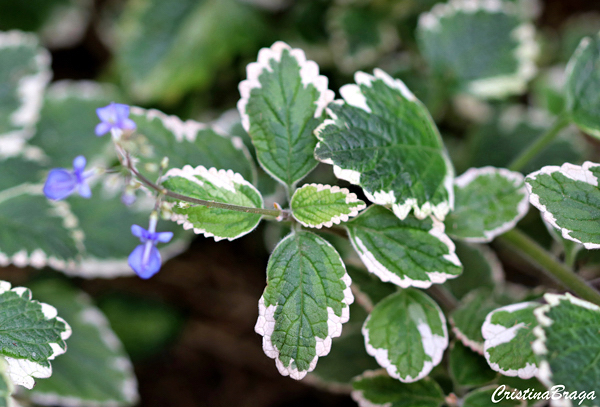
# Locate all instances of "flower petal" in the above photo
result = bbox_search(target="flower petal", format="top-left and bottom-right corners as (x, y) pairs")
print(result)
(113, 103), (130, 121)
(72, 156), (87, 172)
(128, 244), (162, 279)
(43, 169), (77, 200)
(95, 121), (112, 136)
(131, 224), (147, 240)
(96, 103), (117, 123)
(77, 182), (92, 199)
(120, 117), (137, 131)
(155, 231), (174, 243)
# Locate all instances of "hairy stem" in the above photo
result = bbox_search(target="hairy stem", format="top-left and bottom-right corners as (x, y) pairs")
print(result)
(499, 229), (600, 306)
(508, 114), (570, 173)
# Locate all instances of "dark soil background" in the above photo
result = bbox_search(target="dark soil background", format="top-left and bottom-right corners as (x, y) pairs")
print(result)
(3, 0), (600, 406)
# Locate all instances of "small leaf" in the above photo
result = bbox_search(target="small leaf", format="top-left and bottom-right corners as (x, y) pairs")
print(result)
(526, 161), (600, 249)
(449, 341), (497, 388)
(362, 289), (448, 382)
(482, 302), (539, 379)
(0, 185), (80, 271)
(255, 231), (353, 380)
(566, 34), (600, 138)
(417, 0), (537, 99)
(533, 293), (600, 403)
(445, 167), (529, 242)
(463, 385), (526, 407)
(129, 107), (255, 184)
(238, 41), (334, 188)
(0, 281), (71, 389)
(346, 205), (462, 289)
(314, 69), (454, 220)
(351, 370), (445, 407)
(0, 30), (51, 139)
(162, 165), (263, 241)
(450, 288), (501, 354)
(290, 183), (365, 228)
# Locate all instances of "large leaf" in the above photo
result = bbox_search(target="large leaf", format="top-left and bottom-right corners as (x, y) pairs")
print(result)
(0, 30), (50, 139)
(238, 41), (333, 188)
(255, 231), (353, 380)
(417, 0), (537, 99)
(115, 0), (265, 103)
(346, 205), (462, 289)
(565, 34), (600, 138)
(351, 370), (445, 407)
(0, 154), (45, 191)
(26, 279), (139, 406)
(445, 167), (529, 242)
(0, 281), (71, 389)
(314, 69), (454, 221)
(526, 161), (600, 249)
(362, 289), (448, 382)
(290, 183), (365, 228)
(162, 165), (263, 241)
(482, 302), (539, 379)
(533, 293), (600, 405)
(129, 107), (255, 184)
(0, 185), (80, 271)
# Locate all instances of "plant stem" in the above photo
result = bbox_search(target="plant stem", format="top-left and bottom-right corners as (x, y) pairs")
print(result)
(127, 161), (285, 219)
(499, 229), (600, 306)
(427, 284), (459, 313)
(508, 114), (570, 173)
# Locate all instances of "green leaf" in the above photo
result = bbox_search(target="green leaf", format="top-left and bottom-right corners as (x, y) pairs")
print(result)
(450, 288), (501, 354)
(0, 30), (50, 139)
(314, 69), (454, 220)
(25, 279), (139, 406)
(533, 293), (600, 405)
(346, 205), (462, 289)
(566, 34), (600, 138)
(482, 302), (539, 379)
(115, 0), (265, 103)
(445, 167), (529, 242)
(525, 161), (600, 249)
(238, 41), (333, 188)
(417, 0), (537, 99)
(290, 183), (365, 228)
(0, 280), (71, 389)
(28, 81), (119, 168)
(363, 289), (448, 382)
(255, 231), (353, 380)
(351, 370), (445, 407)
(0, 154), (45, 191)
(129, 106), (255, 184)
(162, 165), (263, 241)
(449, 341), (497, 388)
(0, 185), (80, 271)
(345, 265), (397, 311)
(463, 385), (525, 407)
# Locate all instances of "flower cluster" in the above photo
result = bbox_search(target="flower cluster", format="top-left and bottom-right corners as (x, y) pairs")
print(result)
(43, 103), (172, 279)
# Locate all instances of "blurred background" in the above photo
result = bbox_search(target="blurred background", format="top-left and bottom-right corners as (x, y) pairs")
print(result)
(2, 0), (600, 406)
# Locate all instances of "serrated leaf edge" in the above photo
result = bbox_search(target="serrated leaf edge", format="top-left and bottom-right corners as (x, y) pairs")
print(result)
(348, 215), (461, 289)
(453, 166), (529, 243)
(451, 323), (484, 355)
(0, 282), (72, 389)
(291, 183), (366, 228)
(163, 165), (263, 241)
(254, 233), (354, 380)
(526, 161), (600, 249)
(362, 293), (448, 383)
(481, 302), (539, 379)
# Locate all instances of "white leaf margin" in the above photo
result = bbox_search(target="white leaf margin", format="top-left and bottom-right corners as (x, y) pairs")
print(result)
(254, 233), (354, 380)
(481, 302), (539, 379)
(453, 166), (529, 243)
(0, 31), (51, 140)
(417, 0), (538, 99)
(0, 282), (72, 390)
(162, 165), (264, 241)
(350, 370), (395, 407)
(315, 68), (454, 221)
(291, 183), (366, 228)
(526, 161), (600, 249)
(532, 293), (600, 402)
(347, 214), (461, 289)
(362, 291), (448, 383)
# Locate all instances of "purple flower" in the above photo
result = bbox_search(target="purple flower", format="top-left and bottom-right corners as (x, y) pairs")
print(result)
(128, 217), (173, 279)
(95, 102), (136, 136)
(43, 156), (93, 200)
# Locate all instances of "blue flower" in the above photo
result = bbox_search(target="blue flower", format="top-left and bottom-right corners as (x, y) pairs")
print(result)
(95, 102), (136, 136)
(128, 218), (173, 279)
(43, 156), (93, 200)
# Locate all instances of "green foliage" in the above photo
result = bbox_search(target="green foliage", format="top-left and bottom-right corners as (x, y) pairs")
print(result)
(449, 341), (497, 388)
